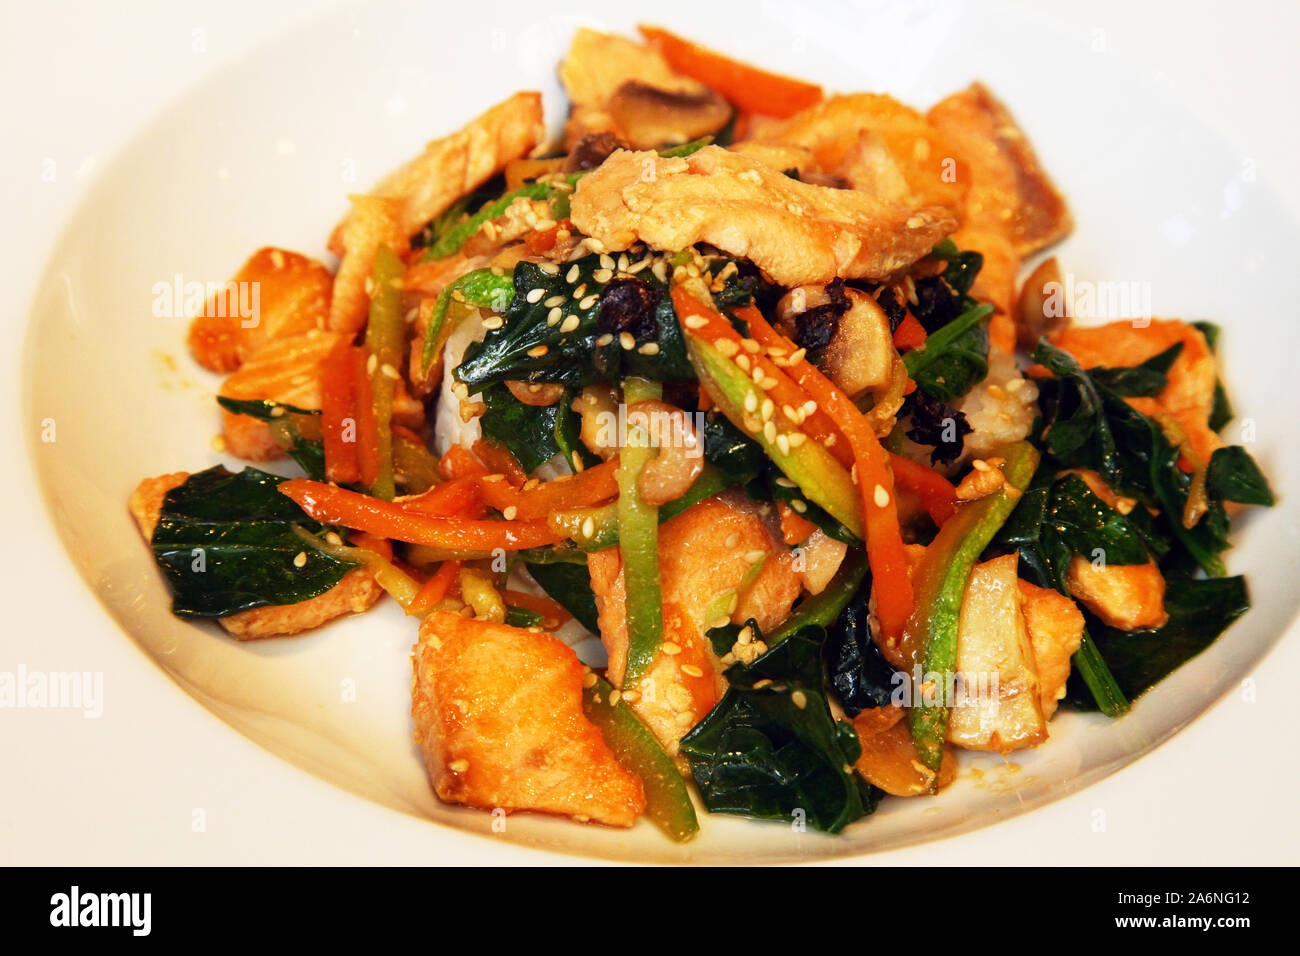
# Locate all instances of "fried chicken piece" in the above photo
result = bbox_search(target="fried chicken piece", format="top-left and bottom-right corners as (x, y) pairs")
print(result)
(570, 146), (956, 286)
(187, 248), (332, 374)
(927, 82), (1073, 257)
(1018, 580), (1085, 718)
(412, 611), (646, 826)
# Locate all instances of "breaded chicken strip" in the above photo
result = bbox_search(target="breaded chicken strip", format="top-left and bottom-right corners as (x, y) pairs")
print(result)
(412, 611), (646, 826)
(129, 472), (382, 639)
(570, 146), (956, 287)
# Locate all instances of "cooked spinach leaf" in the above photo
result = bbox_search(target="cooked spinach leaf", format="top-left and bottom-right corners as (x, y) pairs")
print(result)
(478, 384), (575, 474)
(151, 466), (354, 618)
(1090, 342), (1183, 397)
(681, 623), (880, 833)
(1032, 341), (1230, 577)
(1205, 445), (1275, 506)
(505, 605), (546, 628)
(455, 255), (693, 390)
(523, 561), (600, 633)
(823, 578), (900, 717)
(216, 397), (326, 480)
(760, 465), (858, 544)
(903, 303), (992, 403)
(1065, 575), (1250, 707)
(701, 411), (767, 485)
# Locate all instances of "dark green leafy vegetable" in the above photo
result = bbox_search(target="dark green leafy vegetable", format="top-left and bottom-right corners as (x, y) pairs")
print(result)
(1032, 340), (1231, 577)
(1066, 576), (1250, 707)
(424, 181), (560, 260)
(216, 397), (326, 480)
(701, 411), (766, 485)
(681, 623), (880, 833)
(768, 551), (869, 644)
(1205, 445), (1275, 506)
(477, 384), (573, 474)
(504, 605), (545, 628)
(151, 466), (354, 618)
(524, 561), (600, 633)
(412, 175), (505, 250)
(822, 574), (900, 717)
(1090, 343), (1183, 397)
(455, 256), (693, 390)
(902, 303), (992, 403)
(419, 268), (516, 375)
(758, 465), (858, 544)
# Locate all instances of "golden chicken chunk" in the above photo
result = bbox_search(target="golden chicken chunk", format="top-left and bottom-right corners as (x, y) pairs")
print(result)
(411, 611), (646, 826)
(128, 472), (383, 639)
(570, 146), (956, 287)
(1066, 555), (1169, 631)
(1018, 580), (1085, 719)
(927, 82), (1073, 257)
(588, 493), (802, 755)
(187, 247), (332, 374)
(329, 91), (546, 253)
(748, 93), (967, 214)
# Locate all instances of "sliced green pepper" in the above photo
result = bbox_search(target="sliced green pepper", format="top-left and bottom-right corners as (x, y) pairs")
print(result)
(364, 244), (406, 500)
(582, 675), (699, 842)
(767, 550), (870, 645)
(906, 440), (1040, 776)
(687, 333), (864, 538)
(617, 377), (665, 683)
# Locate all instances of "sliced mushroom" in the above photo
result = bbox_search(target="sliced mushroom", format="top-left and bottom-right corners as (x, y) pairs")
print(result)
(1015, 255), (1069, 349)
(777, 284), (894, 398)
(605, 81), (731, 149)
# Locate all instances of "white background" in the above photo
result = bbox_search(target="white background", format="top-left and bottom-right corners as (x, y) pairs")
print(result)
(1, 0), (1297, 864)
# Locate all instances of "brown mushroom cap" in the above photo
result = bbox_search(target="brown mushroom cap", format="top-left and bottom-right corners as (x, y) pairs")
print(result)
(606, 81), (732, 149)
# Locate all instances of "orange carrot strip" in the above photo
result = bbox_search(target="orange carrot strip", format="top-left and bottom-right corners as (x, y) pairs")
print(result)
(888, 453), (957, 526)
(472, 438), (528, 486)
(280, 480), (563, 550)
(320, 339), (359, 484)
(347, 532), (393, 561)
(438, 444), (489, 480)
(697, 384), (714, 411)
(638, 25), (822, 118)
(478, 460), (620, 520)
(409, 559), (461, 616)
(742, 307), (915, 641)
(892, 313), (928, 351)
(351, 347), (381, 487)
(778, 501), (820, 545)
(502, 589), (573, 627)
(401, 475), (486, 518)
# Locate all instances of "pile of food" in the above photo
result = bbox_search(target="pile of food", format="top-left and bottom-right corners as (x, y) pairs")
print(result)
(131, 25), (1274, 840)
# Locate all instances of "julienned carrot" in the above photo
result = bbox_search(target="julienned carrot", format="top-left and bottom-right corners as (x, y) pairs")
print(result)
(892, 314), (928, 351)
(280, 479), (563, 550)
(320, 339), (359, 484)
(472, 438), (528, 486)
(680, 298), (854, 468)
(438, 444), (489, 480)
(741, 308), (915, 641)
(502, 589), (572, 627)
(351, 347), (381, 487)
(478, 460), (620, 520)
(889, 453), (957, 525)
(401, 475), (485, 517)
(409, 559), (461, 616)
(638, 24), (822, 118)
(778, 500), (820, 545)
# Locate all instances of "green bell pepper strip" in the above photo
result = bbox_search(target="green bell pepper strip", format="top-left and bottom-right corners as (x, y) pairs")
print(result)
(686, 333), (864, 539)
(424, 182), (556, 260)
(582, 675), (699, 842)
(549, 462), (735, 552)
(617, 378), (665, 684)
(906, 440), (1040, 776)
(364, 244), (406, 500)
(418, 268), (516, 377)
(767, 550), (870, 645)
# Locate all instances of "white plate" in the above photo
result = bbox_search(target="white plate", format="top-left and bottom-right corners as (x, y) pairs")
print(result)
(17, 0), (1300, 862)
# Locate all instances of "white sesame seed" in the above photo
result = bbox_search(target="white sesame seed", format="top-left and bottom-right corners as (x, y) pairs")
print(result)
(503, 506), (518, 520)
(483, 315), (504, 330)
(619, 332), (635, 351)
(743, 392), (758, 413)
(546, 307), (561, 326)
(526, 287), (545, 304)
(560, 315), (581, 333)
(593, 268), (613, 283)
(874, 484), (891, 508)
(544, 294), (566, 308)
(776, 433), (790, 455)
(791, 499), (808, 514)
(579, 294), (599, 310)
(293, 551), (307, 568)
(638, 342), (660, 356)
(581, 517), (595, 538)
(595, 333), (614, 347)
(539, 262), (559, 276)
(565, 264), (580, 283)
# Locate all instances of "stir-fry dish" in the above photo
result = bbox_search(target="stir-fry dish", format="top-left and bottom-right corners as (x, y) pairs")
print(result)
(131, 26), (1274, 840)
